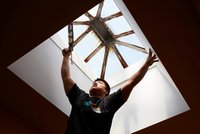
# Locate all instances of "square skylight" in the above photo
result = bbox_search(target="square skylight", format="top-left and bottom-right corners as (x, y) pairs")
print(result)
(51, 0), (147, 87)
(7, 0), (190, 134)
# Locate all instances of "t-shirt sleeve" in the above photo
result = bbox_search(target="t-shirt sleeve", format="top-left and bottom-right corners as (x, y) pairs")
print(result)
(67, 83), (87, 106)
(105, 89), (126, 113)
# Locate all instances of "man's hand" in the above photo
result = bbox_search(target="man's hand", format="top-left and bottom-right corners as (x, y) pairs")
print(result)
(62, 48), (72, 58)
(145, 49), (159, 66)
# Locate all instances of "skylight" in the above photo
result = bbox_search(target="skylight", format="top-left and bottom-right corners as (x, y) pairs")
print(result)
(52, 0), (147, 82)
(7, 0), (190, 134)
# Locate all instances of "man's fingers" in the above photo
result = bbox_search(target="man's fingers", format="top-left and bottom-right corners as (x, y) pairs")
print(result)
(153, 54), (157, 59)
(62, 49), (68, 55)
(148, 48), (152, 57)
(62, 48), (72, 57)
(153, 59), (159, 63)
(63, 49), (67, 53)
(152, 53), (159, 62)
(63, 48), (72, 53)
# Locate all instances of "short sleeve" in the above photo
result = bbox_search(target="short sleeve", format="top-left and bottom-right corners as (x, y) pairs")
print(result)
(67, 84), (87, 106)
(104, 89), (126, 113)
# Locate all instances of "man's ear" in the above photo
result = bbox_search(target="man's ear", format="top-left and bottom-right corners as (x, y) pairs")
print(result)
(105, 90), (109, 96)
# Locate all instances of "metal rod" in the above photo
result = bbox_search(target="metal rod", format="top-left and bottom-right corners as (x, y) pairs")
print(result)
(103, 12), (122, 21)
(115, 40), (148, 54)
(96, 1), (104, 17)
(84, 43), (104, 62)
(113, 30), (134, 38)
(112, 45), (128, 68)
(100, 47), (109, 79)
(68, 23), (74, 64)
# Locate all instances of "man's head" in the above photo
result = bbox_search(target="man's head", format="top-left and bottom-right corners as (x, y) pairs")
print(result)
(89, 78), (110, 98)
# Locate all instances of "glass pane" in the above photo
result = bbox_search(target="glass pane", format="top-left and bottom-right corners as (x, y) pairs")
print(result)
(74, 31), (101, 60)
(118, 34), (144, 48)
(101, 0), (120, 18)
(116, 44), (147, 66)
(73, 25), (89, 40)
(86, 46), (105, 77)
(105, 16), (132, 35)
(105, 50), (124, 79)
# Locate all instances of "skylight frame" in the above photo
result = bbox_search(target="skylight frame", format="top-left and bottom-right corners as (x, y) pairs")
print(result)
(51, 0), (148, 87)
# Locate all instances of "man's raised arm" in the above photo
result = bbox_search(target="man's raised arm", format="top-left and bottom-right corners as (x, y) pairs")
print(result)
(61, 48), (75, 95)
(121, 49), (159, 101)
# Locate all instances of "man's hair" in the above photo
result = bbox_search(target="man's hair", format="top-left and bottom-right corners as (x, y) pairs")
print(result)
(95, 78), (110, 95)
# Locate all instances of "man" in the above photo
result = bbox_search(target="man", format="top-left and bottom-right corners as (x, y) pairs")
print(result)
(61, 47), (158, 134)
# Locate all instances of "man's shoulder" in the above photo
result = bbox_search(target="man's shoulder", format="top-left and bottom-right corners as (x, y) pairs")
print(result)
(105, 89), (122, 99)
(68, 83), (88, 98)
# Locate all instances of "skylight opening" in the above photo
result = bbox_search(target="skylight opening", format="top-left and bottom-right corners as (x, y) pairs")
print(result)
(53, 0), (148, 82)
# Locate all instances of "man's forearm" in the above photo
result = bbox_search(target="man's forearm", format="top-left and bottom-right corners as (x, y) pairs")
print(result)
(61, 48), (75, 95)
(121, 49), (158, 101)
(129, 61), (150, 86)
(122, 61), (150, 99)
(121, 60), (152, 101)
(61, 56), (71, 79)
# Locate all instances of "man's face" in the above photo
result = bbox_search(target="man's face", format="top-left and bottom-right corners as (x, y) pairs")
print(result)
(89, 80), (108, 98)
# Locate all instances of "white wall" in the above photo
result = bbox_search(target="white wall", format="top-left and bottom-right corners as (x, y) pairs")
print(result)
(8, 38), (92, 116)
(110, 65), (189, 134)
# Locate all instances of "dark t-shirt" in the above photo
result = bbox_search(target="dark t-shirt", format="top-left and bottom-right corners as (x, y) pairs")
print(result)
(65, 84), (125, 134)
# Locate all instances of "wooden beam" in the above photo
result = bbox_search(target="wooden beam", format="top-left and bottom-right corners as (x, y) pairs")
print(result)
(84, 44), (104, 62)
(112, 45), (128, 68)
(85, 12), (94, 20)
(73, 27), (91, 47)
(100, 47), (109, 79)
(103, 12), (122, 21)
(96, 1), (104, 17)
(72, 21), (90, 25)
(90, 18), (114, 44)
(115, 40), (148, 54)
(113, 30), (134, 38)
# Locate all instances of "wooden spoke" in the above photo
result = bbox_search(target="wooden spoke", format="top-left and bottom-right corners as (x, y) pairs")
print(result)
(115, 40), (148, 54)
(103, 12), (122, 21)
(114, 30), (134, 38)
(100, 47), (109, 79)
(73, 27), (91, 47)
(96, 1), (104, 17)
(112, 45), (128, 68)
(84, 44), (104, 62)
(85, 12), (94, 20)
(73, 21), (90, 25)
